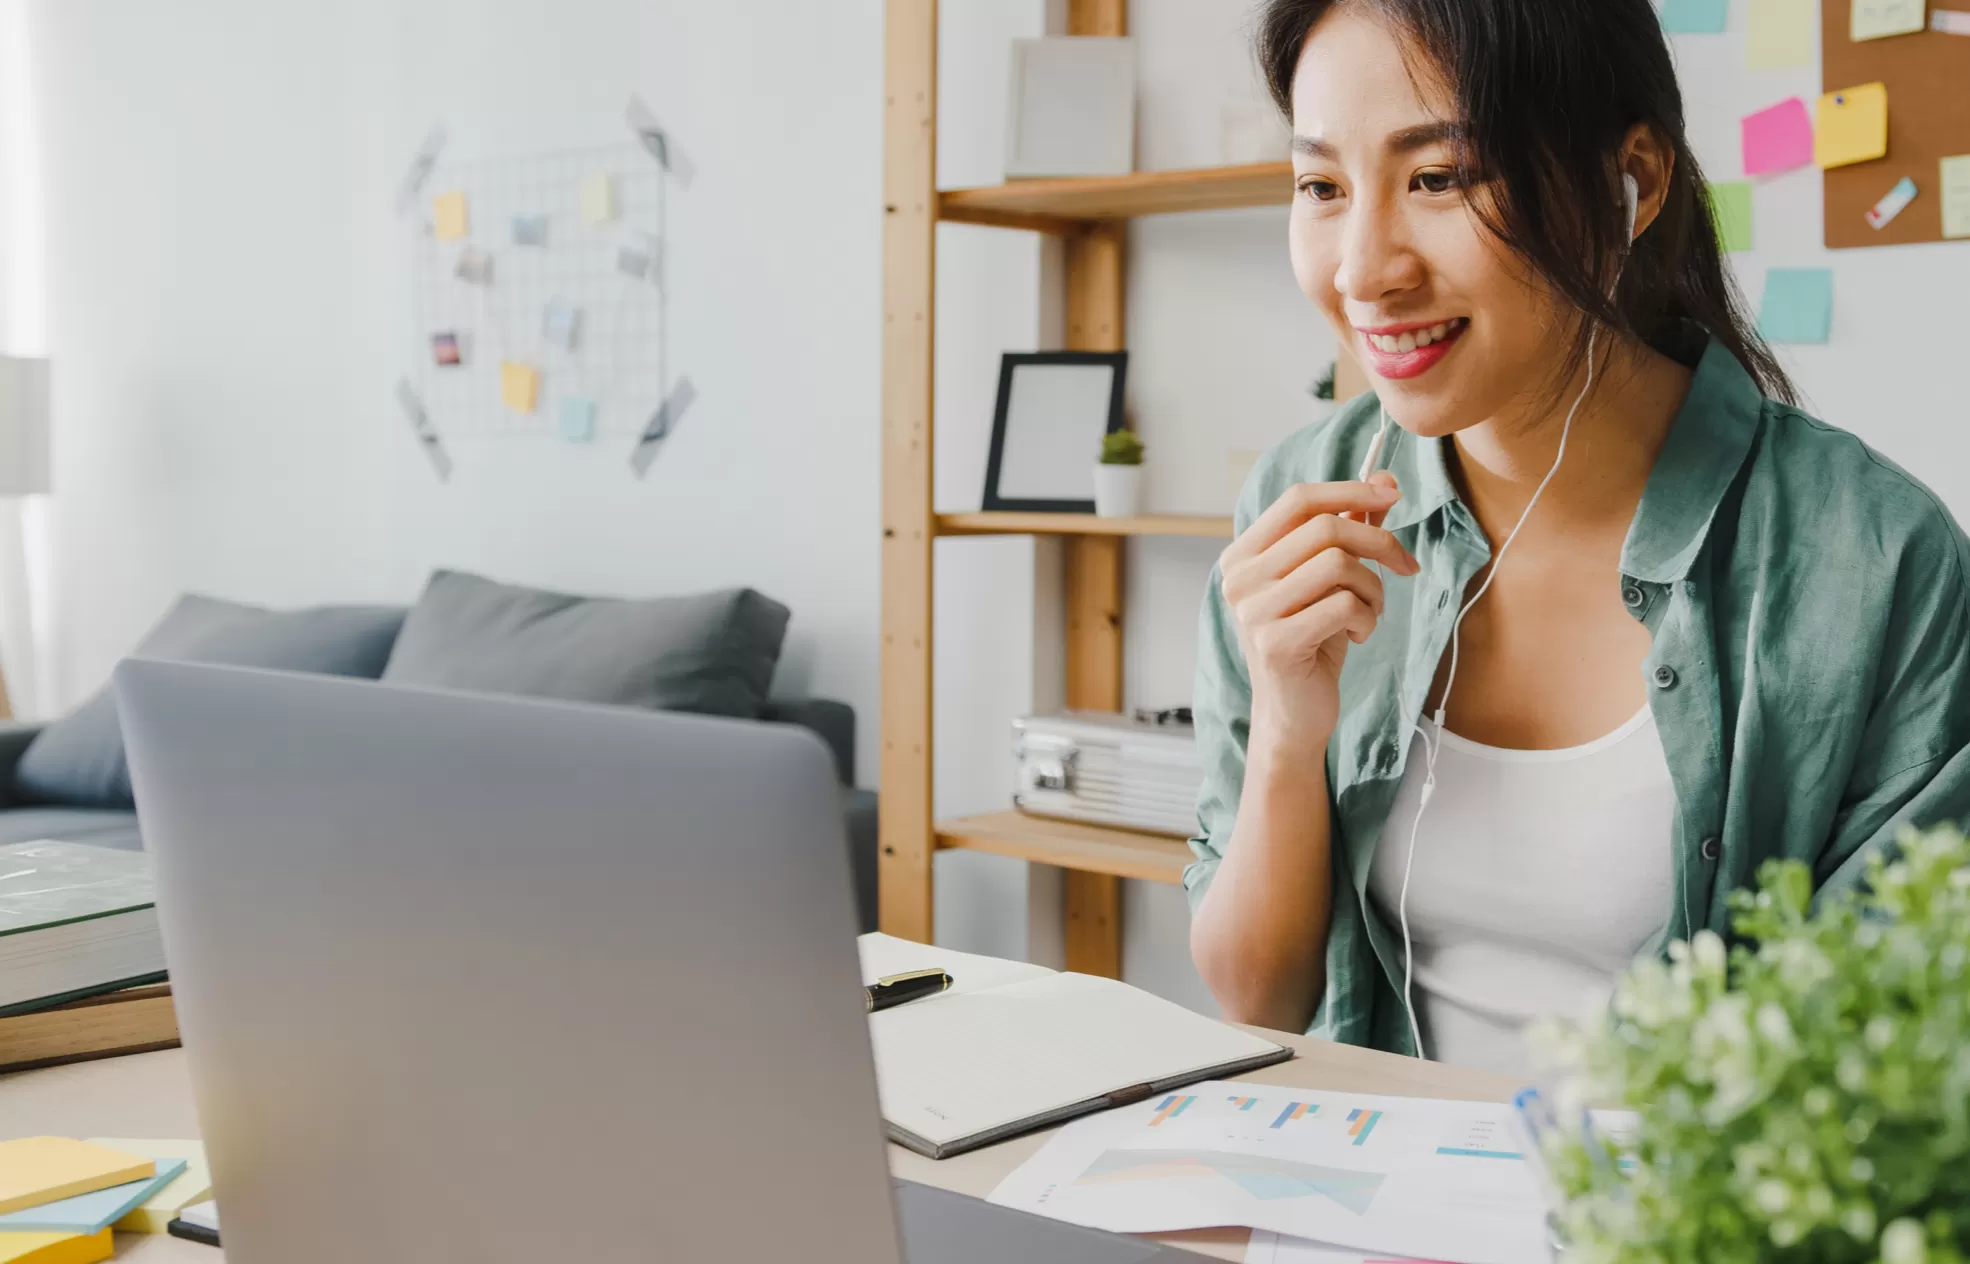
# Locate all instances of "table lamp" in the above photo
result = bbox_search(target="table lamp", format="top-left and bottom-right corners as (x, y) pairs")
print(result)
(0, 356), (49, 718)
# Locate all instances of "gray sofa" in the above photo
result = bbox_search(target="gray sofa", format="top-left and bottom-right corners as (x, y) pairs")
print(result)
(0, 572), (881, 932)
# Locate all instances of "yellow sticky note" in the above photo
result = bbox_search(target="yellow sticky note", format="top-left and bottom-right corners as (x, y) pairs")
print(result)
(86, 1140), (210, 1234)
(501, 362), (540, 414)
(433, 190), (469, 241)
(1851, 0), (1926, 40)
(0, 1139), (152, 1217)
(1942, 155), (1970, 239)
(580, 172), (617, 225)
(1747, 0), (1814, 69)
(1815, 83), (1888, 169)
(0, 1229), (112, 1264)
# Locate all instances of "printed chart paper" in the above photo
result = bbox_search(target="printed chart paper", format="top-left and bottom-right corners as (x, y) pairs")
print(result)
(987, 1082), (1624, 1264)
(1246, 1230), (1431, 1264)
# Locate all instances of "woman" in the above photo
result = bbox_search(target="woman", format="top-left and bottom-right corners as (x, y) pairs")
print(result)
(1186, 0), (1970, 1077)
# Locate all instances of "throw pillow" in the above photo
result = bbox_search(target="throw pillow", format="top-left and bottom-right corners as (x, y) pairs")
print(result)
(380, 570), (790, 720)
(14, 595), (407, 809)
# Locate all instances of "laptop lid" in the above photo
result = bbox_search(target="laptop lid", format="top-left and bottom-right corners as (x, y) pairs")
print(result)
(116, 659), (902, 1264)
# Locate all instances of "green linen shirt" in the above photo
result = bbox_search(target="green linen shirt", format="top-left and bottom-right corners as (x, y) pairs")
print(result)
(1187, 333), (1970, 1056)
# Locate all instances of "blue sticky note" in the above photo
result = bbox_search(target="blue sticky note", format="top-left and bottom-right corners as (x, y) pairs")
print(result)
(0, 1157), (187, 1233)
(558, 396), (597, 443)
(1759, 268), (1833, 344)
(1660, 0), (1729, 33)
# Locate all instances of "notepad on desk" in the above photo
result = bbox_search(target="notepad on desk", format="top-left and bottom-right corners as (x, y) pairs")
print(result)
(859, 933), (1292, 1159)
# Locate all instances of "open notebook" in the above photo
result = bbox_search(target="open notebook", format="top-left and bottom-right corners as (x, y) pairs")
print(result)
(859, 933), (1292, 1159)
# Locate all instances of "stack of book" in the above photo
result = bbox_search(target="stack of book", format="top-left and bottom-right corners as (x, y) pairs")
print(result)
(0, 1138), (210, 1263)
(0, 842), (175, 1075)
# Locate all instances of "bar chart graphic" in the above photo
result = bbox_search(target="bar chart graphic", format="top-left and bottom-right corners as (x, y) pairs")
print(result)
(1347, 1108), (1384, 1146)
(1075, 1148), (1385, 1215)
(1150, 1094), (1198, 1126)
(1227, 1095), (1259, 1112)
(1270, 1101), (1316, 1129)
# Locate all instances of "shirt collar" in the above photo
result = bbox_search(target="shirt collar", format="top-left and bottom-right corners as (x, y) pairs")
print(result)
(1380, 424), (1459, 534)
(1376, 332), (1763, 582)
(1618, 335), (1764, 584)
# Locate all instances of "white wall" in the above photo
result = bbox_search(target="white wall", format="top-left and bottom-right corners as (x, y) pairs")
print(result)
(28, 0), (884, 769)
(21, 2), (1970, 1013)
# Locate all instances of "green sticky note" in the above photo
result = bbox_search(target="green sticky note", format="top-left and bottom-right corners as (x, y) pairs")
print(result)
(1708, 182), (1753, 252)
(1661, 0), (1729, 33)
(1759, 268), (1832, 344)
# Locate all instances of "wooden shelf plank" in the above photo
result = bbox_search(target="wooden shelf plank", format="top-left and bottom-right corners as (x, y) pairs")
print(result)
(937, 511), (1233, 539)
(936, 811), (1193, 885)
(939, 162), (1293, 231)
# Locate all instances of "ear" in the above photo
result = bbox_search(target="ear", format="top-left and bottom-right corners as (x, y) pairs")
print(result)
(1616, 123), (1675, 244)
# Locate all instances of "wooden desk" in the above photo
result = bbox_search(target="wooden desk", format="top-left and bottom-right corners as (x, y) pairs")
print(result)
(0, 1035), (1515, 1262)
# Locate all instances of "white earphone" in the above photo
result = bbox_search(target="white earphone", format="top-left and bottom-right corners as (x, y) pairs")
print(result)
(1383, 169), (1640, 1060)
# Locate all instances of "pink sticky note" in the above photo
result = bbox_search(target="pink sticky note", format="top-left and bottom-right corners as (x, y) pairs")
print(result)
(1742, 98), (1814, 177)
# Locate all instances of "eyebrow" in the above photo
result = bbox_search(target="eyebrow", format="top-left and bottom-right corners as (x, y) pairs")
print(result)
(1291, 120), (1465, 160)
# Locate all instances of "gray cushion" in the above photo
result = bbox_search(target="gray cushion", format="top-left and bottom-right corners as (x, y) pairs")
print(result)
(381, 570), (790, 720)
(14, 595), (406, 810)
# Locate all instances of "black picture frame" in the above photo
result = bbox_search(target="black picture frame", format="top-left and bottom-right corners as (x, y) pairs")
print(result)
(981, 351), (1130, 514)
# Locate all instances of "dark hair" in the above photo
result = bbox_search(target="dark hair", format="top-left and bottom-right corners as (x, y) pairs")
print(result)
(1257, 0), (1798, 406)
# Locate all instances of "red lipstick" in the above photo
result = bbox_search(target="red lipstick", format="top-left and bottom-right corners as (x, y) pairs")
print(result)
(1355, 317), (1469, 381)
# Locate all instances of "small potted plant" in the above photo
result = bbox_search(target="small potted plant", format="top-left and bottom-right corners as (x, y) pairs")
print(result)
(1534, 823), (1970, 1263)
(1094, 429), (1144, 518)
(1310, 360), (1339, 422)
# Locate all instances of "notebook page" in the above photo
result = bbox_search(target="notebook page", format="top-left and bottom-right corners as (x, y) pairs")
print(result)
(857, 932), (1054, 999)
(869, 972), (1283, 1148)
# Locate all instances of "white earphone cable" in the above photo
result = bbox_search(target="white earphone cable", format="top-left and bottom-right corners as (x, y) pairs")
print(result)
(1393, 324), (1601, 1060)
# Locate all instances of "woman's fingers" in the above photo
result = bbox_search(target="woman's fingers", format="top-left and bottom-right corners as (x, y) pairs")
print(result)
(1363, 470), (1399, 531)
(1254, 511), (1417, 583)
(1223, 514), (1417, 608)
(1223, 480), (1401, 568)
(1252, 589), (1379, 666)
(1235, 547), (1387, 629)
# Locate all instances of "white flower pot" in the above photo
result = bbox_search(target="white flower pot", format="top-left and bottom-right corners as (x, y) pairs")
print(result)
(1093, 463), (1143, 518)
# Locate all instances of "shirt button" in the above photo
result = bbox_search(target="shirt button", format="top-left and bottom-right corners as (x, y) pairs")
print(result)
(1700, 836), (1722, 861)
(1622, 583), (1645, 610)
(1652, 664), (1678, 689)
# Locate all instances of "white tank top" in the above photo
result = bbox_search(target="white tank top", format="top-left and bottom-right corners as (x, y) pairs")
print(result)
(1367, 705), (1677, 1080)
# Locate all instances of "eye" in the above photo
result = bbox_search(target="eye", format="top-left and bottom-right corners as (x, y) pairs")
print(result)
(1298, 179), (1343, 203)
(1412, 169), (1460, 195)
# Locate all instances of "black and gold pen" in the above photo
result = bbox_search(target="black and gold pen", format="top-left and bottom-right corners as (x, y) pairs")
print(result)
(865, 968), (954, 1013)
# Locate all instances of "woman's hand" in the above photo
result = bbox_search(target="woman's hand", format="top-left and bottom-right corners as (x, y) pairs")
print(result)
(1218, 472), (1418, 748)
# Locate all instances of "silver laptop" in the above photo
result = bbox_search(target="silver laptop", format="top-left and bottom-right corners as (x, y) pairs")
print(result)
(117, 660), (1200, 1264)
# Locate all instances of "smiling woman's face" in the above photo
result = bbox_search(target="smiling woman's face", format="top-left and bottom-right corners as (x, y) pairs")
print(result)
(1288, 7), (1567, 437)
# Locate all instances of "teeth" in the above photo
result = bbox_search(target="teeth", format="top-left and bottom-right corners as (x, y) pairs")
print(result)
(1365, 318), (1463, 354)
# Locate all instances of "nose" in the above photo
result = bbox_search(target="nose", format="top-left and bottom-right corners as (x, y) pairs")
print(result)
(1333, 187), (1424, 308)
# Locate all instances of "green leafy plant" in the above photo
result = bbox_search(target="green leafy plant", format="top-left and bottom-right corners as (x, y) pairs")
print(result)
(1099, 429), (1144, 466)
(1311, 361), (1338, 402)
(1535, 824), (1970, 1264)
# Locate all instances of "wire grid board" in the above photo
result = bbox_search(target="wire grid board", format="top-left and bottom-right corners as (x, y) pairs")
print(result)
(409, 141), (668, 440)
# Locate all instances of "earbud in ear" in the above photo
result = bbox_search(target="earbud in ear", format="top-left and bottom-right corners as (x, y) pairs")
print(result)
(1621, 173), (1640, 246)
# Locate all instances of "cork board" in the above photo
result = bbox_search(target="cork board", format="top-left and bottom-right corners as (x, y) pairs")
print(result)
(1822, 1), (1970, 248)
